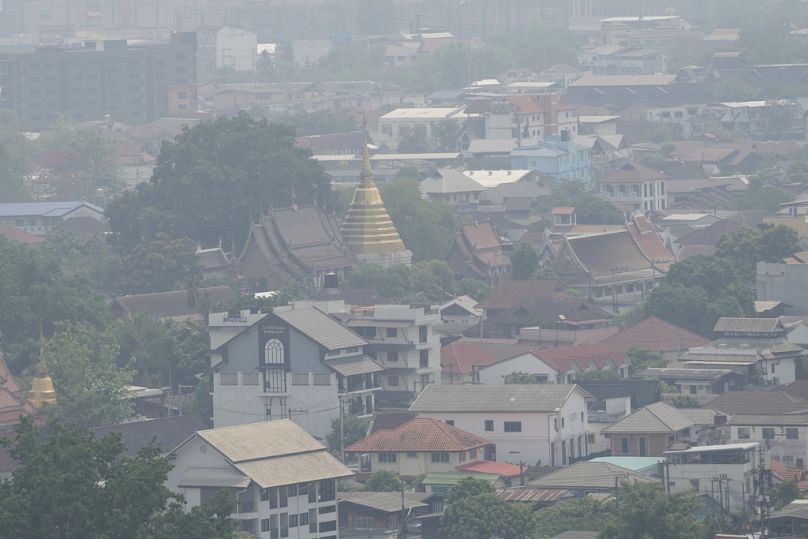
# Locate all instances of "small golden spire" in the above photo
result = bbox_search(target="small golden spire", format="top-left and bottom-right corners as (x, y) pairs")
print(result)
(27, 324), (56, 409)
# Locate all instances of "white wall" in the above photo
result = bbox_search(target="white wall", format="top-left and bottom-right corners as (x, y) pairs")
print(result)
(217, 26), (257, 71)
(477, 354), (558, 384)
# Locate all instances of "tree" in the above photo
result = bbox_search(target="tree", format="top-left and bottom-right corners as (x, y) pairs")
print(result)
(546, 182), (623, 225)
(575, 368), (622, 380)
(532, 497), (610, 537)
(627, 348), (666, 371)
(769, 480), (801, 509)
(0, 417), (235, 538)
(113, 233), (202, 294)
(0, 110), (32, 201)
(105, 113), (330, 251)
(365, 471), (403, 492)
(325, 416), (369, 455)
(715, 223), (799, 279)
(511, 242), (540, 280)
(440, 477), (535, 539)
(44, 322), (134, 428)
(504, 372), (544, 384)
(598, 482), (708, 539)
(669, 395), (699, 408)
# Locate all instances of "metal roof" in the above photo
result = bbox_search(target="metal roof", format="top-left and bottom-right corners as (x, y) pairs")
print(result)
(380, 107), (464, 120)
(0, 201), (103, 217)
(273, 307), (367, 351)
(325, 355), (384, 377)
(235, 451), (354, 489)
(495, 487), (572, 503)
(664, 442), (758, 454)
(726, 414), (808, 426)
(589, 456), (664, 472)
(421, 472), (498, 485)
(339, 492), (427, 513)
(527, 461), (655, 490)
(195, 419), (325, 461)
(601, 401), (695, 434)
(409, 384), (584, 413)
(713, 317), (783, 334)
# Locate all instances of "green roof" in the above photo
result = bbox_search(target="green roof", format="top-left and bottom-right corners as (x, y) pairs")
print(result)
(589, 456), (664, 472)
(421, 472), (498, 485)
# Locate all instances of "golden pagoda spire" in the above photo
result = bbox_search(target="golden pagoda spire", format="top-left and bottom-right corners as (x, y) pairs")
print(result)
(26, 324), (56, 409)
(340, 118), (408, 256)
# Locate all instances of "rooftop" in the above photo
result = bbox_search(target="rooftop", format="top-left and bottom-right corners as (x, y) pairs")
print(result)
(272, 306), (367, 351)
(528, 461), (655, 490)
(410, 383), (587, 413)
(601, 401), (699, 434)
(598, 162), (667, 183)
(455, 460), (523, 477)
(339, 491), (427, 513)
(380, 107), (464, 120)
(570, 74), (677, 87)
(0, 201), (103, 218)
(713, 317), (783, 334)
(603, 316), (709, 354)
(345, 417), (491, 453)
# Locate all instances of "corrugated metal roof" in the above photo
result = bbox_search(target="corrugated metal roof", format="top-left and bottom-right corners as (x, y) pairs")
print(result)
(527, 461), (655, 490)
(273, 307), (367, 351)
(178, 466), (250, 488)
(727, 414), (808, 426)
(714, 317), (782, 334)
(589, 456), (664, 472)
(0, 201), (103, 217)
(409, 384), (582, 413)
(235, 451), (353, 489)
(196, 419), (325, 461)
(325, 355), (384, 377)
(339, 492), (427, 513)
(421, 471), (498, 485)
(495, 487), (572, 502)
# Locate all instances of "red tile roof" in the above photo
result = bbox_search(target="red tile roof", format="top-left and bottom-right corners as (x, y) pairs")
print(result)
(531, 343), (626, 372)
(505, 95), (544, 115)
(441, 340), (501, 375)
(345, 417), (491, 453)
(771, 459), (808, 483)
(456, 460), (522, 477)
(603, 316), (709, 355)
(0, 225), (43, 245)
(626, 215), (674, 270)
(478, 280), (561, 310)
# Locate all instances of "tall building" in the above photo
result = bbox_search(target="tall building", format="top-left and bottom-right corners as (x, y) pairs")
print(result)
(0, 34), (197, 130)
(340, 145), (412, 267)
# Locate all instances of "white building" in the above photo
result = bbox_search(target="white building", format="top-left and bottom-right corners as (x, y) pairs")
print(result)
(410, 384), (593, 467)
(0, 201), (105, 236)
(210, 307), (382, 439)
(197, 25), (258, 72)
(715, 414), (808, 469)
(166, 419), (353, 538)
(664, 443), (763, 515)
(377, 107), (466, 151)
(596, 161), (668, 212)
(438, 295), (483, 336)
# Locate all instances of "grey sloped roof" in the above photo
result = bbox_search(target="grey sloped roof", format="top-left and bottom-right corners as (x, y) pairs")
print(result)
(92, 415), (208, 457)
(602, 401), (694, 434)
(273, 307), (367, 351)
(339, 491), (427, 513)
(714, 317), (782, 334)
(420, 168), (484, 194)
(409, 384), (585, 413)
(727, 414), (808, 426)
(325, 355), (384, 376)
(527, 461), (654, 490)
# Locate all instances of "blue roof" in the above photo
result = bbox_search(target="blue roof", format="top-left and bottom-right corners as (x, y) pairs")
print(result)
(589, 456), (664, 471)
(0, 201), (104, 218)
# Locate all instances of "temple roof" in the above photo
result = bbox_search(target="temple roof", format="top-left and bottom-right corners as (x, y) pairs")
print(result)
(340, 144), (408, 256)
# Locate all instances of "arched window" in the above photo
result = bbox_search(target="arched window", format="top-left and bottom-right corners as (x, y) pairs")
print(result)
(265, 339), (284, 365)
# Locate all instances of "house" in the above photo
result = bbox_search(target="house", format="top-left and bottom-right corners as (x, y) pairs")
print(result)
(664, 443), (762, 515)
(706, 389), (808, 416)
(109, 286), (237, 322)
(596, 162), (668, 212)
(511, 135), (592, 186)
(445, 221), (511, 285)
(710, 100), (805, 139)
(438, 295), (483, 337)
(577, 116), (620, 136)
(768, 499), (808, 537)
(637, 368), (743, 396)
(0, 201), (105, 236)
(236, 206), (355, 292)
(758, 256), (808, 315)
(603, 316), (709, 360)
(439, 338), (522, 384)
(377, 107), (466, 151)
(410, 383), (593, 467)
(420, 168), (486, 207)
(0, 224), (43, 245)
(578, 45), (667, 76)
(483, 93), (576, 144)
(166, 419), (353, 538)
(601, 401), (720, 457)
(338, 491), (428, 535)
(345, 417), (494, 478)
(526, 460), (655, 495)
(673, 218), (740, 259)
(209, 306), (382, 439)
(711, 413), (808, 469)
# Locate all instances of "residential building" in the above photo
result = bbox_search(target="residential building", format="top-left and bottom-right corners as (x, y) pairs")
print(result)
(483, 93), (576, 144)
(577, 116), (620, 136)
(92, 415), (208, 457)
(439, 338), (505, 384)
(758, 256), (808, 315)
(602, 401), (720, 457)
(0, 201), (105, 236)
(637, 368), (744, 396)
(196, 26), (257, 73)
(338, 491), (429, 535)
(209, 306), (382, 439)
(769, 499), (808, 537)
(438, 295), (483, 337)
(236, 206), (355, 292)
(598, 15), (699, 50)
(345, 417), (494, 477)
(578, 45), (667, 76)
(673, 218), (741, 259)
(596, 162), (668, 212)
(337, 304), (442, 409)
(664, 443), (762, 515)
(445, 221), (511, 285)
(712, 414), (808, 469)
(0, 36), (197, 130)
(340, 145), (412, 268)
(711, 100), (805, 139)
(410, 384), (593, 467)
(166, 419), (353, 538)
(376, 107), (466, 151)
(706, 388), (808, 417)
(646, 104), (707, 138)
(527, 460), (655, 495)
(603, 316), (709, 360)
(510, 135), (592, 186)
(109, 286), (237, 322)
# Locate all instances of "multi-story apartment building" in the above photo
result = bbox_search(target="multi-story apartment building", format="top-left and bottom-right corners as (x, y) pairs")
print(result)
(596, 161), (668, 213)
(0, 35), (197, 130)
(209, 307), (382, 439)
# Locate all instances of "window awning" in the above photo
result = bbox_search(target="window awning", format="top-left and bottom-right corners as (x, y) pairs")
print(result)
(325, 355), (384, 377)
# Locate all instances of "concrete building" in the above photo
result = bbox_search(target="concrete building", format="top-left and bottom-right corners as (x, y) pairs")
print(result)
(0, 36), (197, 130)
(410, 384), (592, 467)
(596, 162), (668, 213)
(0, 201), (105, 236)
(713, 414), (808, 469)
(758, 257), (808, 315)
(166, 419), (353, 538)
(510, 135), (592, 186)
(377, 107), (465, 151)
(664, 443), (763, 515)
(196, 25), (257, 73)
(210, 307), (382, 439)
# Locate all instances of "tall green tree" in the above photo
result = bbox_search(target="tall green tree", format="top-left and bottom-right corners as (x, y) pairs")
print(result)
(113, 233), (201, 294)
(365, 471), (403, 492)
(325, 416), (369, 456)
(715, 223), (799, 279)
(511, 242), (540, 280)
(440, 477), (535, 539)
(0, 417), (235, 539)
(45, 322), (134, 428)
(105, 113), (330, 251)
(0, 110), (33, 201)
(532, 496), (610, 537)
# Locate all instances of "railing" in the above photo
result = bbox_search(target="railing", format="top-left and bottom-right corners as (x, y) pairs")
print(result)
(292, 373), (310, 385)
(242, 373), (259, 386)
(220, 373), (238, 385)
(588, 410), (626, 423)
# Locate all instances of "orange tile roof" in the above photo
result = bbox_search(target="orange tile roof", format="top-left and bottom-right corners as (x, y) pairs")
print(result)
(345, 417), (491, 453)
(604, 316), (709, 355)
(456, 460), (523, 477)
(771, 458), (808, 483)
(531, 343), (625, 372)
(441, 340), (501, 375)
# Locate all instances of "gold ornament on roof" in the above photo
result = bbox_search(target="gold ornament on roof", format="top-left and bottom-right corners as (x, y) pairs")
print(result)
(26, 326), (56, 409)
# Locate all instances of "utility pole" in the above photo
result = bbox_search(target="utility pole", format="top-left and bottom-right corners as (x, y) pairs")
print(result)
(339, 396), (345, 463)
(400, 481), (408, 539)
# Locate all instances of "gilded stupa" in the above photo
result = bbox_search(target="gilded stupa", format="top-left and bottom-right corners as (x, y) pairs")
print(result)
(340, 137), (412, 267)
(26, 330), (57, 409)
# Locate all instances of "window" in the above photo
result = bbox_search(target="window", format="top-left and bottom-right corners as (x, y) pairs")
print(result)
(261, 519), (270, 532)
(289, 514), (298, 528)
(319, 505), (336, 514)
(379, 452), (397, 463)
(279, 485), (288, 507)
(356, 326), (376, 338)
(690, 385), (698, 395)
(269, 487), (278, 509)
(772, 364), (776, 373)
(420, 349), (429, 368)
(270, 514), (279, 539)
(299, 512), (308, 526)
(386, 328), (397, 338)
(319, 479), (336, 502)
(470, 448), (477, 459)
(280, 513), (289, 538)
(419, 325), (428, 343)
(639, 438), (647, 457)
(431, 452), (450, 463)
(356, 516), (373, 529)
(319, 521), (337, 533)
(484, 420), (494, 432)
(621, 438), (629, 453)
(264, 338), (285, 365)
(406, 451), (417, 458)
(504, 421), (522, 433)
(387, 351), (398, 362)
(387, 375), (400, 387)
(445, 420), (454, 426)
(309, 509), (317, 533)
(787, 428), (799, 440)
(763, 428), (775, 440)
(737, 427), (751, 439)
(298, 482), (308, 495)
(287, 484), (297, 496)
(308, 482), (316, 503)
(260, 488), (269, 501)
(459, 451), (466, 462)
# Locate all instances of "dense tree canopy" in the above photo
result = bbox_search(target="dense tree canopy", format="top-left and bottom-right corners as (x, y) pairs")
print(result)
(113, 233), (201, 294)
(105, 114), (330, 251)
(0, 110), (33, 201)
(365, 471), (403, 492)
(325, 415), (369, 456)
(0, 418), (235, 539)
(440, 478), (535, 539)
(715, 223), (799, 279)
(545, 181), (624, 225)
